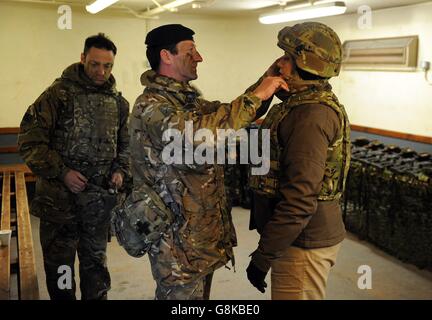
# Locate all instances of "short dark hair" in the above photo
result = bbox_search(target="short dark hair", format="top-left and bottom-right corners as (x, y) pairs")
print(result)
(83, 33), (117, 56)
(146, 43), (178, 71)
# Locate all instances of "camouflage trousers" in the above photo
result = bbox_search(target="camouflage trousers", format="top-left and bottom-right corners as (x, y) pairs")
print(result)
(149, 254), (214, 300)
(39, 188), (113, 300)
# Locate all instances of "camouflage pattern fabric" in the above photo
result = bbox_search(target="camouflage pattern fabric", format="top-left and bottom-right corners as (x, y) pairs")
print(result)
(223, 134), (245, 208)
(277, 22), (343, 78)
(18, 63), (130, 223)
(343, 138), (432, 270)
(111, 182), (174, 258)
(129, 70), (262, 297)
(250, 81), (351, 202)
(149, 270), (213, 300)
(18, 62), (130, 299)
(224, 162), (242, 207)
(40, 185), (114, 300)
(224, 123), (260, 209)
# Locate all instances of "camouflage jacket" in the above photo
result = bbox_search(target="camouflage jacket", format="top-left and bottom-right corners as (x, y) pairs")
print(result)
(130, 70), (262, 285)
(18, 63), (130, 222)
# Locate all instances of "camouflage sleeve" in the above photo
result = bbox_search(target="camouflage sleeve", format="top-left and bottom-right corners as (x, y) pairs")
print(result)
(173, 92), (262, 134)
(135, 92), (261, 169)
(17, 86), (70, 180)
(111, 96), (130, 179)
(244, 75), (275, 121)
(199, 77), (273, 120)
(197, 99), (223, 114)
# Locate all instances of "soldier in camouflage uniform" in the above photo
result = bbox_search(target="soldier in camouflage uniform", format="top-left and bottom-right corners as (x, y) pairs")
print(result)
(129, 24), (287, 300)
(18, 34), (130, 300)
(246, 22), (351, 300)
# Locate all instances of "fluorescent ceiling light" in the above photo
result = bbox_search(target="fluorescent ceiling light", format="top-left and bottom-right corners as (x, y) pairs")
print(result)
(164, 0), (194, 9)
(86, 0), (120, 14)
(144, 0), (194, 16)
(259, 1), (347, 24)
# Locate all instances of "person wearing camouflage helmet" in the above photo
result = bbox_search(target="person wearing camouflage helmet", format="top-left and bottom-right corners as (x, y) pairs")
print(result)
(247, 22), (351, 300)
(128, 24), (287, 300)
(18, 34), (130, 300)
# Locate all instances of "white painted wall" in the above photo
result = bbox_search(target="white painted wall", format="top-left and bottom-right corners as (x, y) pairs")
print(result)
(1, 1), (431, 137)
(0, 2), (149, 127)
(147, 2), (432, 138)
(329, 2), (432, 137)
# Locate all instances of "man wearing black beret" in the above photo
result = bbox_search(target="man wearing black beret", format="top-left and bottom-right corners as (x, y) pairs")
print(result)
(127, 24), (287, 300)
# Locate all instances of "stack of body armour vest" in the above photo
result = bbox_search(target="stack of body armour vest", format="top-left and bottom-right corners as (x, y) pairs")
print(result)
(343, 137), (432, 270)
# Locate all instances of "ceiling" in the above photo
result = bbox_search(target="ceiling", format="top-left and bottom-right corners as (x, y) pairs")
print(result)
(8, 0), (432, 18)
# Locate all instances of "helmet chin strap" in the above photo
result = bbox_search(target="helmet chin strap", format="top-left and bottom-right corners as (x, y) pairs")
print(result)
(275, 75), (330, 101)
(282, 75), (327, 88)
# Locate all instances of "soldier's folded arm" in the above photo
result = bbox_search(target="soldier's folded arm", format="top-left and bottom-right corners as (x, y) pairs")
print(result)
(18, 87), (71, 181)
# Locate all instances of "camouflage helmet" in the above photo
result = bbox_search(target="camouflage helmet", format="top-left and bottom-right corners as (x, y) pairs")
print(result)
(277, 22), (342, 78)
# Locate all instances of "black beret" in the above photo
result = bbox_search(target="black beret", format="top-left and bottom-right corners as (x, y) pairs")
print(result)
(145, 24), (195, 48)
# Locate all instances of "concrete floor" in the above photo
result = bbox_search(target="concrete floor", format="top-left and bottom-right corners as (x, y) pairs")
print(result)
(29, 207), (432, 300)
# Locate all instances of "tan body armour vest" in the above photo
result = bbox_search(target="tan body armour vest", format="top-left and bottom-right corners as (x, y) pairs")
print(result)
(51, 81), (120, 182)
(250, 86), (351, 201)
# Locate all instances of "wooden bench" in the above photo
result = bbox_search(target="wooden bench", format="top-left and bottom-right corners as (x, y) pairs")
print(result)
(0, 166), (39, 300)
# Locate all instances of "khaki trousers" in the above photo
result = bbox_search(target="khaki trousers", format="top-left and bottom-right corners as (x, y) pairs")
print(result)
(270, 243), (341, 300)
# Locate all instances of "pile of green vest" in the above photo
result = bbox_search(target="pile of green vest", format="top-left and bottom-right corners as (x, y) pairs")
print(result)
(343, 137), (432, 270)
(224, 159), (248, 208)
(223, 124), (259, 209)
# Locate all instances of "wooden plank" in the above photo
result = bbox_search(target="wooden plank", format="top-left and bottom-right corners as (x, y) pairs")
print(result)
(0, 146), (18, 154)
(254, 120), (432, 145)
(14, 171), (39, 300)
(1, 172), (11, 229)
(0, 172), (11, 300)
(0, 164), (31, 174)
(350, 124), (432, 145)
(0, 128), (20, 134)
(0, 246), (10, 300)
(0, 164), (35, 182)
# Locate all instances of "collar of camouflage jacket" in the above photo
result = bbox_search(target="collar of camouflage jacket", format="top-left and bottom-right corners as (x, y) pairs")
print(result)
(140, 69), (201, 103)
(275, 77), (332, 101)
(61, 62), (117, 93)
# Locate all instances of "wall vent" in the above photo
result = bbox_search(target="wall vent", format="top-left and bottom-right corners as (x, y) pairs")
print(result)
(342, 36), (418, 71)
